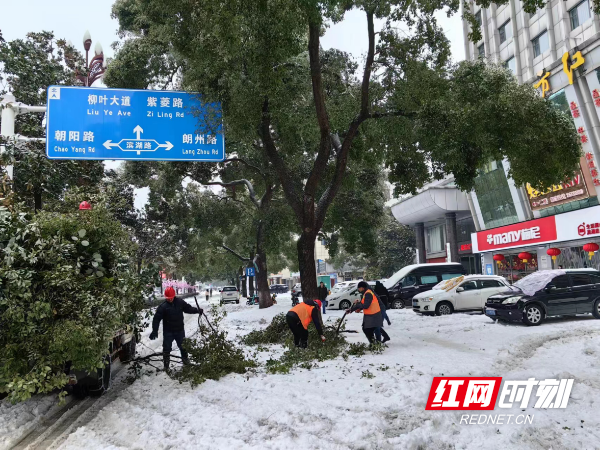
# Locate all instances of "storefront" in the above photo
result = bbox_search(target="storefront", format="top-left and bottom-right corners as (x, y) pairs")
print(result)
(471, 205), (600, 281)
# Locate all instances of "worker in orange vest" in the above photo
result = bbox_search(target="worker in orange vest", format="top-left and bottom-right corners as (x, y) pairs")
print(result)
(286, 299), (325, 348)
(348, 281), (384, 344)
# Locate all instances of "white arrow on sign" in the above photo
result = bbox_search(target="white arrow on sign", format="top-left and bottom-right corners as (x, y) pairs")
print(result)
(103, 140), (119, 149)
(157, 141), (173, 151)
(133, 125), (143, 140)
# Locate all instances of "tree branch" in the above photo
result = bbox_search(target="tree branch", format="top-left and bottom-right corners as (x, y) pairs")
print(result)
(222, 157), (266, 179)
(304, 20), (333, 198)
(221, 244), (251, 262)
(315, 10), (376, 230)
(260, 98), (302, 218)
(203, 179), (261, 209)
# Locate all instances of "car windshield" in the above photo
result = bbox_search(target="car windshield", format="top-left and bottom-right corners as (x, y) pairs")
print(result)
(512, 269), (567, 296)
(432, 276), (465, 291)
(222, 287), (237, 292)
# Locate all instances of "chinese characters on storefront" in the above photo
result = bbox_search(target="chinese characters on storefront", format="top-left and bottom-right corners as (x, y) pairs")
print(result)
(526, 165), (589, 210)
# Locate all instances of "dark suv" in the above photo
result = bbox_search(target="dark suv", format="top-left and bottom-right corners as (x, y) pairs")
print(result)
(485, 269), (600, 326)
(387, 263), (467, 309)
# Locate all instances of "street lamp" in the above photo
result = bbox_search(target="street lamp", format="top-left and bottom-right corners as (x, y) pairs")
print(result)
(76, 30), (106, 87)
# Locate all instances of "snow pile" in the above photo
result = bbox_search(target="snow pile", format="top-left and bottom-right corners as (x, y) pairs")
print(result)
(513, 269), (566, 296)
(0, 394), (59, 449)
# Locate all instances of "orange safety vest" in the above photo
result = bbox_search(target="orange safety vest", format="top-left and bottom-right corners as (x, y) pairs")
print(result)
(290, 302), (315, 329)
(361, 289), (381, 315)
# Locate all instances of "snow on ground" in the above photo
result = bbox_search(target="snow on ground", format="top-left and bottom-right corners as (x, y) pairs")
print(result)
(5, 293), (600, 449)
(0, 394), (61, 449)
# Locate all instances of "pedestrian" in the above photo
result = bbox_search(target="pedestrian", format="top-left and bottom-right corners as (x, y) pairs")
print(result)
(205, 289), (209, 301)
(317, 281), (329, 314)
(347, 281), (384, 345)
(210, 287), (213, 297)
(149, 286), (202, 371)
(374, 280), (390, 310)
(286, 299), (326, 348)
(373, 293), (391, 343)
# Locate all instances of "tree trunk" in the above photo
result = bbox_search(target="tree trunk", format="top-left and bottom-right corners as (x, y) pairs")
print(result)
(34, 187), (42, 212)
(297, 232), (318, 302)
(238, 267), (246, 297)
(256, 251), (272, 308)
(249, 274), (254, 296)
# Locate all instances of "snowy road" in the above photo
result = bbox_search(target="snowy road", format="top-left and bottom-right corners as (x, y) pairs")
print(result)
(4, 294), (600, 449)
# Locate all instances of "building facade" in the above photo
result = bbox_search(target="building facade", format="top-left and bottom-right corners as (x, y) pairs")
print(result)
(390, 177), (481, 274)
(461, 0), (600, 280)
(391, 1), (600, 280)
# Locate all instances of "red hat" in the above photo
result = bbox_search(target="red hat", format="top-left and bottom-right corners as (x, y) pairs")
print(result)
(164, 287), (176, 299)
(314, 299), (322, 310)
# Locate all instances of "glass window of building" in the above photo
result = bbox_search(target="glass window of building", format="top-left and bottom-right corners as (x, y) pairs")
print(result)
(425, 225), (445, 254)
(539, 89), (600, 217)
(503, 57), (517, 75)
(499, 20), (512, 44)
(474, 160), (519, 229)
(532, 31), (549, 58)
(475, 10), (482, 28)
(569, 0), (591, 30)
(478, 43), (485, 58)
(457, 218), (476, 243)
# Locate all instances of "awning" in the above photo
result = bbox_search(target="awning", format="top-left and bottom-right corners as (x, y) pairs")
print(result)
(390, 186), (471, 227)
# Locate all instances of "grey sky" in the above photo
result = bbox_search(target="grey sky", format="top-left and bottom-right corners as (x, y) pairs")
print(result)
(1, 1), (465, 63)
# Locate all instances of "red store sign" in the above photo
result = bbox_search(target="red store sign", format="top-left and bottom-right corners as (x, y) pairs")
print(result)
(472, 205), (600, 253)
(473, 216), (557, 252)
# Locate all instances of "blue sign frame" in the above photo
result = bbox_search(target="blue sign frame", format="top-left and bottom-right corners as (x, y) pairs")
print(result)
(485, 263), (493, 275)
(246, 267), (256, 277)
(46, 86), (225, 162)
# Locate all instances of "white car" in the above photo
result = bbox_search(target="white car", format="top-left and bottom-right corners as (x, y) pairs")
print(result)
(326, 283), (376, 310)
(220, 286), (240, 305)
(412, 275), (509, 316)
(331, 281), (358, 294)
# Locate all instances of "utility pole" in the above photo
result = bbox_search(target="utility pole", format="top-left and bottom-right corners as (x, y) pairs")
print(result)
(0, 93), (16, 180)
(0, 94), (47, 183)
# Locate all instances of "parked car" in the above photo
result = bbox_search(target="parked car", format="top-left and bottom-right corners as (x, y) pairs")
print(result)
(412, 275), (509, 316)
(485, 269), (600, 326)
(217, 287), (223, 293)
(220, 286), (240, 305)
(331, 281), (358, 294)
(385, 263), (467, 309)
(269, 284), (289, 293)
(326, 283), (376, 310)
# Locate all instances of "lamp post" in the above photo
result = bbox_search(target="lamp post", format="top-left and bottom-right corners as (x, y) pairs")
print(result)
(76, 30), (106, 87)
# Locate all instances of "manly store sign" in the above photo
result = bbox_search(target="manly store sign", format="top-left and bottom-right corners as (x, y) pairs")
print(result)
(471, 205), (600, 252)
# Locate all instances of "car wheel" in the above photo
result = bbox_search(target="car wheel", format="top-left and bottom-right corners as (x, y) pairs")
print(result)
(392, 299), (405, 309)
(592, 299), (600, 319)
(90, 355), (111, 397)
(119, 335), (136, 362)
(523, 304), (544, 326)
(236, 300), (239, 304)
(340, 300), (351, 310)
(435, 302), (453, 316)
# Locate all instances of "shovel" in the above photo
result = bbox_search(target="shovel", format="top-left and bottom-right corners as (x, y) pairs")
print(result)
(194, 296), (217, 334)
(335, 310), (353, 335)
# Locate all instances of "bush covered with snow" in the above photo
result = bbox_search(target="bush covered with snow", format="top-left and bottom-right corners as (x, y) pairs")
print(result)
(0, 205), (153, 403)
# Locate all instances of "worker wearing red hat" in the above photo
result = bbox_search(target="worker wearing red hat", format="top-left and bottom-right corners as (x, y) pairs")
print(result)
(150, 286), (202, 371)
(286, 299), (325, 348)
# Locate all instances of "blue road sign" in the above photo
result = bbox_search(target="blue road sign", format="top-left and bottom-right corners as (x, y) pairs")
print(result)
(246, 267), (256, 277)
(485, 263), (493, 275)
(46, 86), (224, 161)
